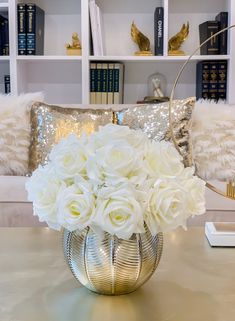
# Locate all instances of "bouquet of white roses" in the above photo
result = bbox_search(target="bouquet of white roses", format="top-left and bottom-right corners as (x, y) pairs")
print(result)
(26, 124), (205, 239)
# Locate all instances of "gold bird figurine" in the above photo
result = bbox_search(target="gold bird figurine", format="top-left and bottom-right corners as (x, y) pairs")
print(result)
(168, 22), (189, 55)
(131, 21), (152, 56)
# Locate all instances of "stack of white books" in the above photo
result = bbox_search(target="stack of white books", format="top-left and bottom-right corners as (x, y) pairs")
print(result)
(89, 0), (105, 56)
(205, 222), (235, 247)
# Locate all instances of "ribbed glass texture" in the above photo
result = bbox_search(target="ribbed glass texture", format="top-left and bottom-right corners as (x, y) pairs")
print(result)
(63, 225), (163, 295)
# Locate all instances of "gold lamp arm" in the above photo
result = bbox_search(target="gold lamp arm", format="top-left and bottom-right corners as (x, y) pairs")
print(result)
(169, 24), (235, 200)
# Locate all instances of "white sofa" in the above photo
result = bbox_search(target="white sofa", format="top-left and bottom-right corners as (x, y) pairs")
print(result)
(0, 176), (235, 227)
(1, 101), (235, 227)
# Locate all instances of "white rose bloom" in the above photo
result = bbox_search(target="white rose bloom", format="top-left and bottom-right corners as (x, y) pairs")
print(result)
(57, 176), (95, 231)
(145, 179), (188, 234)
(87, 124), (130, 152)
(144, 141), (184, 179)
(89, 124), (150, 152)
(183, 176), (206, 217)
(25, 164), (64, 230)
(88, 142), (146, 186)
(94, 186), (145, 239)
(49, 134), (89, 180)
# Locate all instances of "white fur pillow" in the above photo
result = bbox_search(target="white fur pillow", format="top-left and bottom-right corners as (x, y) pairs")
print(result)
(192, 100), (235, 181)
(0, 92), (44, 175)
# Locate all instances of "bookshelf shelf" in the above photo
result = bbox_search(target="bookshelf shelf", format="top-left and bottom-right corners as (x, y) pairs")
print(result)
(0, 3), (8, 9)
(16, 55), (82, 62)
(0, 56), (9, 61)
(1, 0), (234, 103)
(89, 55), (231, 62)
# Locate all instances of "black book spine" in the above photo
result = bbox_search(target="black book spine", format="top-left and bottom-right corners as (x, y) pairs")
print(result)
(154, 7), (164, 56)
(18, 4), (27, 55)
(3, 17), (9, 55)
(4, 75), (10, 94)
(26, 4), (45, 55)
(199, 21), (219, 55)
(209, 61), (219, 100)
(0, 15), (8, 56)
(215, 12), (228, 55)
(0, 16), (4, 55)
(217, 60), (227, 100)
(196, 61), (210, 100)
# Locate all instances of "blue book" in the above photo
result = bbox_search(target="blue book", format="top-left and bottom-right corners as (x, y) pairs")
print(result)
(17, 4), (27, 55)
(217, 60), (227, 100)
(199, 21), (219, 55)
(0, 15), (9, 56)
(209, 61), (218, 100)
(26, 4), (45, 55)
(215, 12), (228, 55)
(4, 75), (10, 94)
(196, 61), (210, 100)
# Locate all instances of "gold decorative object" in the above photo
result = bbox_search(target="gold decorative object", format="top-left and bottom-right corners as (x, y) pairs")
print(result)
(227, 181), (235, 199)
(65, 32), (82, 55)
(63, 225), (163, 295)
(168, 22), (189, 56)
(131, 21), (153, 56)
(28, 102), (113, 172)
(169, 24), (235, 199)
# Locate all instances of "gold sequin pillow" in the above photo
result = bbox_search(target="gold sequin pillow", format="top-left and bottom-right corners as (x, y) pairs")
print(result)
(115, 97), (195, 167)
(29, 102), (114, 172)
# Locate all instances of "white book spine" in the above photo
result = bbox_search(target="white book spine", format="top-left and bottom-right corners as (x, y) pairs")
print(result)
(95, 4), (104, 55)
(89, 0), (99, 55)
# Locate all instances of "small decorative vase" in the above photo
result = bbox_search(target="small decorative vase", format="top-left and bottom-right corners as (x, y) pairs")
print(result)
(62, 225), (163, 295)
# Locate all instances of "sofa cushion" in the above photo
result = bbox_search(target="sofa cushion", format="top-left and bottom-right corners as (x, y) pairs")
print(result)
(0, 92), (44, 176)
(115, 97), (195, 167)
(28, 102), (114, 172)
(192, 100), (235, 181)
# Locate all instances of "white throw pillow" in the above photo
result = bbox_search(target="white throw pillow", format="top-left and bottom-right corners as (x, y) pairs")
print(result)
(192, 100), (235, 181)
(0, 92), (44, 175)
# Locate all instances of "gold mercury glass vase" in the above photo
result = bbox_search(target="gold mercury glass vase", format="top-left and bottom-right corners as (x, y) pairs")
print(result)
(62, 225), (163, 295)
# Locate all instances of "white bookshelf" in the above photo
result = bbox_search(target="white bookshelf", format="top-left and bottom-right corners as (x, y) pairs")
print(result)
(0, 0), (234, 104)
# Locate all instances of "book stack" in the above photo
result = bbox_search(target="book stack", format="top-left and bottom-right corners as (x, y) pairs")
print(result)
(89, 0), (105, 56)
(0, 14), (9, 55)
(90, 62), (124, 104)
(4, 75), (10, 94)
(199, 12), (228, 55)
(196, 60), (227, 100)
(17, 3), (45, 55)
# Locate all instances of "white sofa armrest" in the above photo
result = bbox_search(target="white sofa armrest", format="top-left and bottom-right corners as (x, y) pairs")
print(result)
(0, 176), (30, 203)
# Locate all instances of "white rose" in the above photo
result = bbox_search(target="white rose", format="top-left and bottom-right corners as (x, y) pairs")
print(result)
(145, 179), (188, 234)
(57, 177), (95, 231)
(87, 142), (146, 186)
(94, 186), (145, 239)
(89, 124), (150, 151)
(144, 141), (184, 179)
(49, 134), (89, 179)
(183, 176), (206, 217)
(89, 124), (132, 146)
(25, 164), (64, 230)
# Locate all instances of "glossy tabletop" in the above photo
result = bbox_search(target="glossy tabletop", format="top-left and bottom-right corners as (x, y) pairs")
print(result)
(1, 227), (235, 321)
